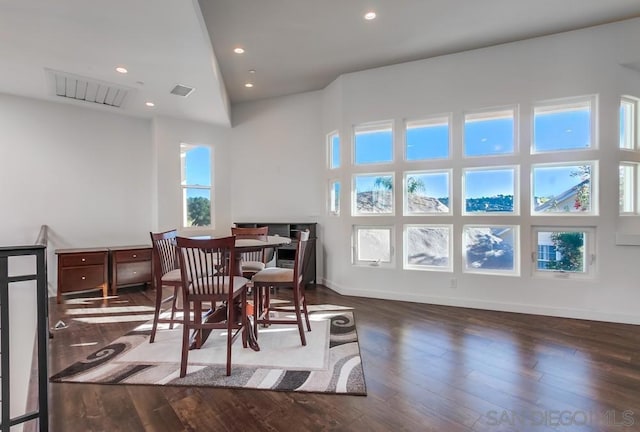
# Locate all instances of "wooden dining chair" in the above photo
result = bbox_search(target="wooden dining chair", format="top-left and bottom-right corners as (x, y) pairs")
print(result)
(149, 229), (184, 343)
(176, 236), (249, 377)
(231, 226), (271, 279)
(251, 230), (311, 346)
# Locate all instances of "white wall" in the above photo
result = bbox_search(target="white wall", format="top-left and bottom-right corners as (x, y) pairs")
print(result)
(320, 18), (640, 324)
(229, 91), (324, 277)
(0, 94), (153, 422)
(152, 115), (232, 237)
(229, 19), (640, 324)
(0, 94), (154, 286)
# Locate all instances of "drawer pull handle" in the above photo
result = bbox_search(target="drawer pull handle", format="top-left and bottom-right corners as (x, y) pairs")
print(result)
(132, 254), (137, 258)
(133, 271), (137, 275)
(81, 258), (86, 262)
(81, 276), (86, 280)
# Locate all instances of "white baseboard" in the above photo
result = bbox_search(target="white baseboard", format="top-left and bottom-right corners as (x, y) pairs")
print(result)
(321, 278), (640, 325)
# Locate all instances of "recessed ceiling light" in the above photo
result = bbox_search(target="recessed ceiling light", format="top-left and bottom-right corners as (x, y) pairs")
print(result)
(244, 83), (254, 88)
(115, 66), (128, 74)
(364, 11), (376, 20)
(249, 69), (256, 74)
(145, 102), (155, 107)
(234, 47), (245, 54)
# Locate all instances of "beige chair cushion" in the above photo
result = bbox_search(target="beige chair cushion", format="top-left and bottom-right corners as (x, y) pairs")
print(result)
(161, 269), (182, 283)
(251, 267), (293, 284)
(187, 275), (249, 294)
(241, 260), (266, 272)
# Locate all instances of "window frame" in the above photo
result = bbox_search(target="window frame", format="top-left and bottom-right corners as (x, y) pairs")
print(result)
(353, 120), (394, 166)
(403, 224), (453, 272)
(462, 224), (520, 277)
(463, 105), (517, 158)
(352, 172), (396, 217)
(531, 161), (597, 216)
(352, 225), (395, 268)
(180, 143), (213, 230)
(328, 178), (341, 216)
(462, 165), (519, 216)
(532, 226), (596, 279)
(404, 114), (451, 162)
(620, 96), (638, 151)
(619, 162), (639, 215)
(531, 94), (597, 154)
(327, 130), (341, 169)
(403, 169), (452, 216)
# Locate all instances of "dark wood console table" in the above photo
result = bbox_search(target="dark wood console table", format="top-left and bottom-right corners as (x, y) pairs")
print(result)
(56, 245), (152, 303)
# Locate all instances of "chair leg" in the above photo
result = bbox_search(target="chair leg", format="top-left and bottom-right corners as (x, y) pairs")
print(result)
(168, 286), (178, 330)
(226, 298), (234, 376)
(180, 302), (190, 378)
(300, 286), (311, 332)
(150, 281), (163, 343)
(241, 289), (248, 349)
(292, 284), (306, 346)
(194, 302), (202, 349)
(253, 286), (260, 339)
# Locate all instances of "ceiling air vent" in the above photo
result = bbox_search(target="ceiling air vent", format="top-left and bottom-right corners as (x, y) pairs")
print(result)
(170, 84), (195, 97)
(47, 69), (131, 108)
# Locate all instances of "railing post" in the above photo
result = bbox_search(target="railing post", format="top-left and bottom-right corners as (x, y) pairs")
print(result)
(0, 254), (10, 432)
(0, 245), (49, 432)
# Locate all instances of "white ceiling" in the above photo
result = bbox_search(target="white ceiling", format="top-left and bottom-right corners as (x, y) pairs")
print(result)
(0, 0), (230, 125)
(1, 0), (640, 126)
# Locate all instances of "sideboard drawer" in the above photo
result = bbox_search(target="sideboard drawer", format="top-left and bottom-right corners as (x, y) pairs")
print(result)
(110, 245), (153, 293)
(113, 248), (152, 263)
(116, 261), (152, 286)
(59, 252), (105, 267)
(56, 248), (109, 304)
(59, 265), (107, 292)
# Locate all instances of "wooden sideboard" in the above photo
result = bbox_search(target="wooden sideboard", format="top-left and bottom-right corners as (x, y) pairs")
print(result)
(109, 245), (153, 294)
(56, 247), (109, 304)
(56, 245), (152, 303)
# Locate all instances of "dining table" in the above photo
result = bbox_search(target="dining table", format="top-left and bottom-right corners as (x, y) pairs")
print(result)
(189, 234), (292, 351)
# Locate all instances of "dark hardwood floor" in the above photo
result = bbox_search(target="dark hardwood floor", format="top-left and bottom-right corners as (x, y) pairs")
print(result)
(49, 285), (640, 431)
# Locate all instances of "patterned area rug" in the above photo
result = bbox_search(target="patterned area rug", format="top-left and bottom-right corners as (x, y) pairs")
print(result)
(50, 305), (366, 395)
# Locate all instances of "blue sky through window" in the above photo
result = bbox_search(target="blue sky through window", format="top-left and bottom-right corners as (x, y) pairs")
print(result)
(355, 128), (392, 164)
(408, 172), (449, 198)
(183, 145), (211, 199)
(533, 165), (589, 198)
(464, 116), (514, 156)
(465, 169), (514, 198)
(534, 108), (590, 152)
(406, 123), (449, 160)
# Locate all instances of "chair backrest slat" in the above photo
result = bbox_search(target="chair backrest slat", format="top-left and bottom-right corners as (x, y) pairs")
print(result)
(231, 226), (269, 263)
(176, 236), (236, 297)
(150, 230), (179, 275)
(294, 230), (310, 285)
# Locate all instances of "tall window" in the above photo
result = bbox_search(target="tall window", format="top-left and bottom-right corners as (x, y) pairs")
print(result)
(180, 143), (212, 228)
(354, 122), (393, 165)
(620, 96), (637, 150)
(329, 180), (341, 215)
(533, 97), (594, 153)
(328, 131), (340, 168)
(620, 163), (639, 214)
(405, 116), (450, 161)
(464, 108), (515, 157)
